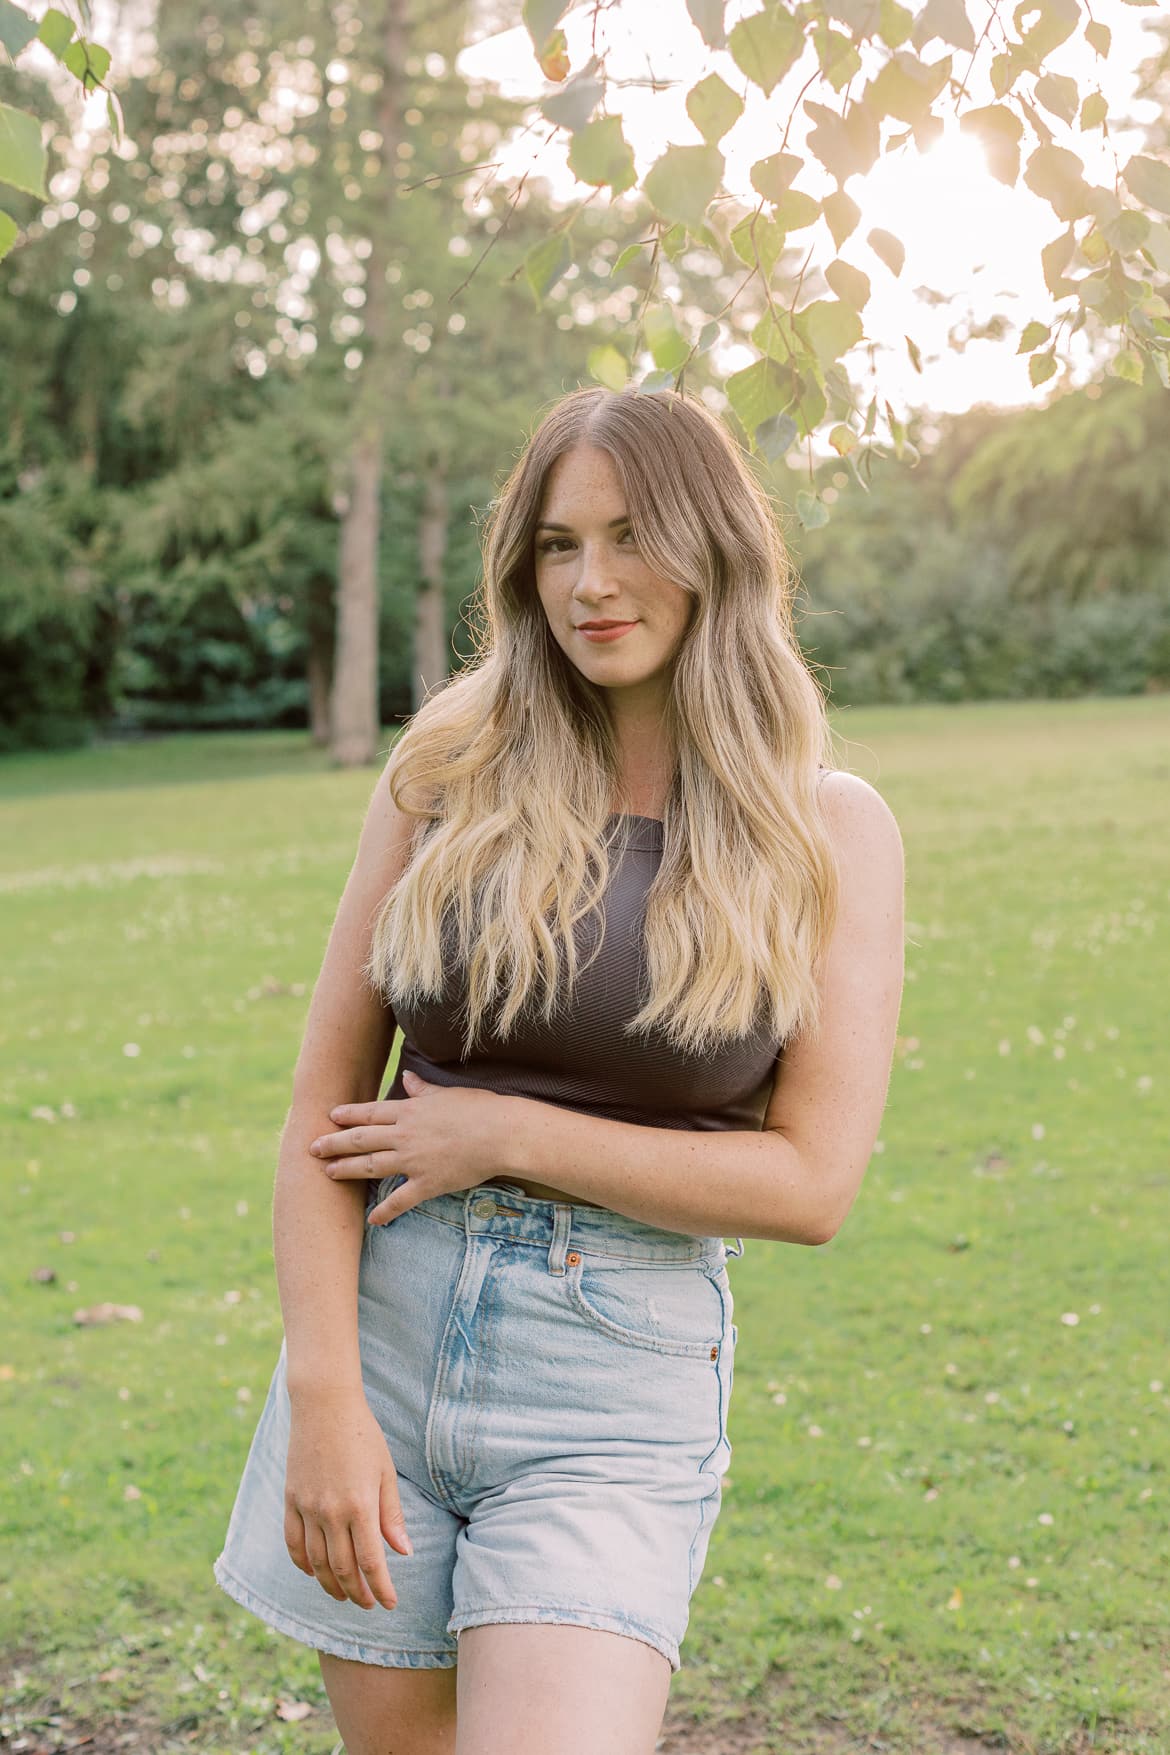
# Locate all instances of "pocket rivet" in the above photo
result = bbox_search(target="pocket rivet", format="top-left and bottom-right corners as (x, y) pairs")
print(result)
(567, 1250), (580, 1265)
(710, 1345), (719, 1360)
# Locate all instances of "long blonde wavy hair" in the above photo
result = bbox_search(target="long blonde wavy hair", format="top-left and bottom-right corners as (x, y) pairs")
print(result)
(364, 385), (841, 1062)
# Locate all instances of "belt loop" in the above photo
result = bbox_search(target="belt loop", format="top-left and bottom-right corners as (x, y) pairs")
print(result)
(547, 1202), (572, 1275)
(726, 1235), (745, 1258)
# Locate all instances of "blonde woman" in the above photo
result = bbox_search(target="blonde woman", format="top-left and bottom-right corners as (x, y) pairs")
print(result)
(214, 386), (904, 1755)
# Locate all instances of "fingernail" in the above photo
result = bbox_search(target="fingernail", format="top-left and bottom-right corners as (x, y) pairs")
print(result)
(404, 1536), (414, 1554)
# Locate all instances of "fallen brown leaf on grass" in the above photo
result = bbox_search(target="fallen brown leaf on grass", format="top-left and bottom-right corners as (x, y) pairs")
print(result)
(73, 1303), (144, 1326)
(276, 1698), (314, 1721)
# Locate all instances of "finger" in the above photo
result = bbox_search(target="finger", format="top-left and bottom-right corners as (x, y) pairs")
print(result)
(352, 1520), (399, 1611)
(329, 1101), (400, 1124)
(284, 1504), (312, 1577)
(326, 1151), (397, 1182)
(312, 1125), (378, 1158)
(380, 1473), (414, 1559)
(367, 1185), (421, 1226)
(324, 1522), (378, 1610)
(304, 1524), (347, 1603)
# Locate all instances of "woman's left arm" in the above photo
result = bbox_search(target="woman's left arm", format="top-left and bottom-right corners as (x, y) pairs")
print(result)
(496, 772), (905, 1245)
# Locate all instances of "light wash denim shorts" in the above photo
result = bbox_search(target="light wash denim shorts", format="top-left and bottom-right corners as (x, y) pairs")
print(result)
(213, 1173), (741, 1674)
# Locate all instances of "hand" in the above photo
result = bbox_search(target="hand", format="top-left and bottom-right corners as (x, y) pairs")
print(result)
(309, 1069), (517, 1224)
(284, 1387), (412, 1611)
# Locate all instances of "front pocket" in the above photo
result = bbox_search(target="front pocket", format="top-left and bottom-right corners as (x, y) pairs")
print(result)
(565, 1252), (726, 1358)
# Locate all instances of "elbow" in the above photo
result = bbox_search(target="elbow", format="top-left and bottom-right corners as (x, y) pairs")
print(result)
(807, 1198), (850, 1247)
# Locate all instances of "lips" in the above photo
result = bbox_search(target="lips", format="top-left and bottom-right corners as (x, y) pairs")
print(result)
(577, 621), (635, 630)
(577, 620), (638, 643)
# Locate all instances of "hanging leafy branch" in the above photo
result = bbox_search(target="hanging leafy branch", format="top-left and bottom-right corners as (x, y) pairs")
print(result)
(0, 0), (121, 261)
(516, 0), (1170, 524)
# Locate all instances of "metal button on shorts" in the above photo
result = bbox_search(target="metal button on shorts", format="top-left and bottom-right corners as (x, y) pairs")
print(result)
(213, 1174), (738, 1674)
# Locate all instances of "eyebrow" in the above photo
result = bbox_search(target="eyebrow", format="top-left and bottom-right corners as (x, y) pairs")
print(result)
(534, 515), (631, 533)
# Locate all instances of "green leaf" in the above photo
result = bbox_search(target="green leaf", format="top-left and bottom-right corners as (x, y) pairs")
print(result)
(1139, 219), (1170, 274)
(878, 0), (914, 49)
(611, 238), (648, 276)
(1122, 154), (1170, 217)
(524, 232), (571, 305)
(542, 63), (603, 131)
(686, 0), (727, 50)
(798, 297), (864, 367)
(824, 257), (870, 309)
(0, 1), (39, 57)
(772, 187), (821, 236)
(1023, 144), (1095, 222)
(1029, 349), (1057, 387)
(829, 422), (857, 455)
(752, 304), (804, 365)
(822, 187), (860, 250)
(1034, 72), (1079, 126)
(1079, 91), (1107, 132)
(1017, 319), (1050, 353)
(637, 367), (676, 393)
(958, 103), (1023, 186)
(36, 6), (73, 54)
(750, 150), (806, 203)
(1084, 20), (1110, 56)
(1101, 205), (1149, 253)
(1111, 347), (1144, 384)
(812, 25), (861, 93)
(1079, 221), (1108, 265)
(568, 115), (636, 193)
(728, 5), (803, 97)
(0, 99), (46, 197)
(686, 72), (743, 145)
(659, 221), (689, 262)
(869, 50), (952, 124)
(867, 226), (905, 276)
(796, 490), (830, 529)
(730, 212), (787, 280)
(0, 205), (18, 260)
(644, 304), (691, 372)
(588, 344), (628, 391)
(643, 142), (723, 232)
(755, 411), (799, 461)
(804, 99), (881, 184)
(989, 49), (1020, 99)
(905, 332), (922, 373)
(523, 0), (570, 53)
(61, 36), (110, 87)
(726, 356), (794, 435)
(1040, 224), (1077, 297)
(913, 0), (975, 52)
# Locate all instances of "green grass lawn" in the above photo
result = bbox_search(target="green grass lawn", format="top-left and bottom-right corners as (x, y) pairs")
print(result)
(2, 700), (1167, 1755)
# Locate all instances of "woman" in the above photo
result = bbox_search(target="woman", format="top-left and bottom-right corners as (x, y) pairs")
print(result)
(213, 385), (904, 1755)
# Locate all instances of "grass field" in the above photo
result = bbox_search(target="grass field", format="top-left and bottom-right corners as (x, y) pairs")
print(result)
(2, 698), (1168, 1755)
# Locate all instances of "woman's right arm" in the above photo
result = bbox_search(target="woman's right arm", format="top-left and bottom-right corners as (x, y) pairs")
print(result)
(272, 752), (421, 1611)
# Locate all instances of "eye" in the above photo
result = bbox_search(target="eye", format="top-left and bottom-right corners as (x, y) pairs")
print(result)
(536, 528), (636, 554)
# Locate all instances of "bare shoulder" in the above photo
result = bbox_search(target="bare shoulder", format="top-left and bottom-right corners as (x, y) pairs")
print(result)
(817, 769), (904, 877)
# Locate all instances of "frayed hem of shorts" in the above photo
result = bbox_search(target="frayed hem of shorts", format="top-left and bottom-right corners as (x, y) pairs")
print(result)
(212, 1556), (459, 1669)
(447, 1602), (681, 1674)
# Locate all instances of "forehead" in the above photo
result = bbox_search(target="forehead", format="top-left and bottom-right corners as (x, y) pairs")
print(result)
(539, 444), (625, 510)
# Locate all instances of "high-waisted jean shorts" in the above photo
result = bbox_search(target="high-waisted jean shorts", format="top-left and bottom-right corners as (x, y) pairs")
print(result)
(213, 1173), (742, 1674)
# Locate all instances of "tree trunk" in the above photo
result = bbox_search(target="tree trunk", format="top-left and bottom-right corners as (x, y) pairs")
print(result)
(414, 376), (453, 711)
(328, 0), (409, 767)
(306, 570), (335, 745)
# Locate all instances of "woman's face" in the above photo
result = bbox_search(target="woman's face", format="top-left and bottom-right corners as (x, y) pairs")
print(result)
(533, 444), (693, 697)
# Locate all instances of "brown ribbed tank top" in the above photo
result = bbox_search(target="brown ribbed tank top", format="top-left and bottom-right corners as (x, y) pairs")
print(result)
(381, 811), (784, 1132)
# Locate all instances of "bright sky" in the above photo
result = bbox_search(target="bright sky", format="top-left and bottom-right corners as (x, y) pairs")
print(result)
(459, 0), (1166, 420)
